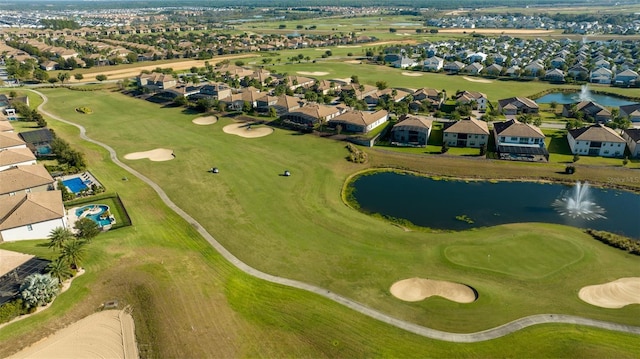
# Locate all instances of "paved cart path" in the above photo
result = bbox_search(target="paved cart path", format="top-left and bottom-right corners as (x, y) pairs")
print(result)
(33, 90), (640, 342)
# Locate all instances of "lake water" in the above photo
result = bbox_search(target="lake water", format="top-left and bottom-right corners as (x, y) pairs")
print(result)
(351, 172), (640, 238)
(536, 92), (637, 107)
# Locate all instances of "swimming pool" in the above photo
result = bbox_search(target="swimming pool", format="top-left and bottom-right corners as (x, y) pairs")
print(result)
(75, 204), (114, 227)
(63, 177), (88, 194)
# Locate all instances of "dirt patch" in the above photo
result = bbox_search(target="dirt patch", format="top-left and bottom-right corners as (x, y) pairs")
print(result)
(192, 116), (217, 125)
(462, 76), (493, 83)
(8, 309), (138, 359)
(402, 72), (423, 77)
(223, 123), (273, 138)
(578, 277), (640, 309)
(0, 250), (34, 277)
(296, 71), (329, 76)
(390, 277), (477, 303)
(124, 148), (174, 161)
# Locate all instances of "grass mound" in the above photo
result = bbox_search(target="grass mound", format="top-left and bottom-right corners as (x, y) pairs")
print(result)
(75, 106), (93, 114)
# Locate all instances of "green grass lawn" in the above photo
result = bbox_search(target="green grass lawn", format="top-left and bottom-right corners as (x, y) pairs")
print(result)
(0, 87), (639, 358)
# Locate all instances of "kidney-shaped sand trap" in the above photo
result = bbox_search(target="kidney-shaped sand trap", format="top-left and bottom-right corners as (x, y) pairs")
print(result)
(223, 123), (273, 138)
(578, 277), (640, 309)
(124, 148), (174, 161)
(390, 277), (477, 303)
(192, 116), (217, 125)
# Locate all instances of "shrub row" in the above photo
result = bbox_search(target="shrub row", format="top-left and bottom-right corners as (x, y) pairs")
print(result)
(0, 299), (27, 324)
(585, 229), (640, 255)
(346, 143), (367, 163)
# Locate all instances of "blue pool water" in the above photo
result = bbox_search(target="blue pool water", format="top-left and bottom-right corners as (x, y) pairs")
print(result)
(75, 204), (113, 227)
(63, 177), (88, 194)
(36, 146), (52, 155)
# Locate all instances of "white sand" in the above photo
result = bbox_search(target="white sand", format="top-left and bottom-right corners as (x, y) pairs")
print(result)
(390, 277), (477, 303)
(344, 60), (362, 64)
(192, 116), (217, 125)
(439, 28), (553, 35)
(462, 76), (493, 83)
(402, 72), (423, 77)
(223, 123), (273, 138)
(8, 309), (138, 359)
(337, 45), (361, 48)
(578, 277), (640, 309)
(296, 71), (329, 76)
(124, 148), (174, 162)
(0, 250), (34, 277)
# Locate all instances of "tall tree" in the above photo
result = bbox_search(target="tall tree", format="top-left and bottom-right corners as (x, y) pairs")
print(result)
(61, 240), (86, 270)
(74, 218), (101, 242)
(48, 227), (74, 251)
(46, 258), (73, 283)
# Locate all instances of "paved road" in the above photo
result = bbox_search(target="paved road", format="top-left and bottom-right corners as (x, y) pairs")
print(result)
(32, 90), (640, 342)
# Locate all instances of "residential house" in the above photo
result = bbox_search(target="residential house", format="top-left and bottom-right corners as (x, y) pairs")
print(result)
(39, 61), (58, 71)
(493, 119), (548, 161)
(0, 121), (13, 133)
(482, 63), (503, 76)
(619, 103), (640, 122)
(454, 91), (488, 111)
(505, 65), (521, 78)
(0, 191), (67, 241)
(328, 110), (388, 133)
(198, 83), (232, 100)
(0, 147), (37, 171)
(622, 128), (640, 158)
(0, 132), (27, 151)
(18, 128), (54, 156)
(524, 60), (545, 77)
(281, 104), (342, 127)
(342, 84), (378, 100)
(590, 67), (613, 84)
(567, 124), (626, 157)
(390, 115), (433, 147)
(614, 69), (639, 86)
(497, 97), (539, 115)
(423, 56), (444, 71)
(393, 56), (418, 69)
(315, 80), (342, 95)
(443, 117), (490, 148)
(412, 88), (443, 107)
(137, 73), (177, 92)
(463, 62), (483, 75)
(545, 68), (565, 82)
(271, 95), (302, 115)
(562, 101), (612, 123)
(0, 165), (54, 198)
(443, 61), (465, 73)
(285, 75), (315, 91)
(365, 88), (410, 105)
(568, 65), (589, 80)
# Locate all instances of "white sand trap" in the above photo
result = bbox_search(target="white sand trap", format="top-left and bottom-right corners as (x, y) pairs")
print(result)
(223, 123), (274, 138)
(337, 45), (361, 48)
(390, 277), (477, 303)
(297, 71), (329, 76)
(344, 60), (362, 64)
(8, 309), (138, 359)
(0, 250), (34, 277)
(463, 76), (493, 83)
(578, 277), (640, 309)
(402, 72), (423, 77)
(124, 148), (174, 162)
(192, 116), (217, 125)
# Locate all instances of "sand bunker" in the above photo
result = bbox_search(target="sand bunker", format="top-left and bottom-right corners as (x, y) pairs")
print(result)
(297, 71), (329, 76)
(0, 250), (34, 277)
(223, 123), (273, 138)
(8, 310), (138, 359)
(463, 76), (493, 83)
(344, 60), (362, 64)
(578, 277), (640, 309)
(390, 277), (477, 303)
(402, 72), (423, 77)
(337, 45), (361, 48)
(192, 116), (217, 125)
(124, 148), (174, 162)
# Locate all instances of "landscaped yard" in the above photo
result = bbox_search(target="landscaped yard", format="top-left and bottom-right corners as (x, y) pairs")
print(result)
(0, 86), (639, 358)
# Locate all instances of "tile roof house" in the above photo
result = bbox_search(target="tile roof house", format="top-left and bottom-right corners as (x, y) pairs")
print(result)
(497, 97), (539, 115)
(137, 73), (177, 92)
(443, 117), (490, 148)
(454, 91), (488, 111)
(493, 119), (548, 161)
(423, 56), (444, 71)
(568, 124), (626, 157)
(0, 132), (27, 151)
(0, 165), (54, 198)
(619, 103), (640, 122)
(390, 115), (433, 147)
(0, 121), (13, 133)
(590, 67), (613, 84)
(281, 104), (343, 127)
(328, 110), (389, 134)
(0, 147), (37, 171)
(614, 69), (639, 86)
(562, 101), (611, 123)
(622, 128), (640, 158)
(0, 191), (67, 241)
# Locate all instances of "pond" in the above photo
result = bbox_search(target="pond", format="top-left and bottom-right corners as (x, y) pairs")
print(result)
(350, 172), (640, 238)
(536, 92), (637, 107)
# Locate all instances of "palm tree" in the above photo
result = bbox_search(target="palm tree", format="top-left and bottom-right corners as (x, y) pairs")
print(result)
(46, 258), (73, 283)
(48, 227), (73, 251)
(61, 240), (86, 270)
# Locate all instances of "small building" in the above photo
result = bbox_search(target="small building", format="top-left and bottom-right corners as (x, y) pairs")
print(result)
(562, 101), (611, 123)
(454, 91), (488, 111)
(497, 97), (539, 115)
(619, 103), (640, 123)
(0, 165), (54, 199)
(443, 61), (465, 73)
(614, 69), (639, 86)
(390, 116), (433, 147)
(493, 119), (548, 161)
(545, 68), (565, 83)
(393, 56), (418, 69)
(328, 110), (388, 133)
(590, 67), (613, 84)
(281, 104), (342, 127)
(0, 191), (67, 241)
(622, 128), (640, 158)
(567, 124), (626, 157)
(443, 117), (490, 148)
(137, 73), (177, 92)
(462, 62), (483, 75)
(423, 56), (444, 71)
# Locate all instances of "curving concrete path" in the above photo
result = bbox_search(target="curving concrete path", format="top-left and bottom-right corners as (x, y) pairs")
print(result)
(32, 90), (640, 342)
